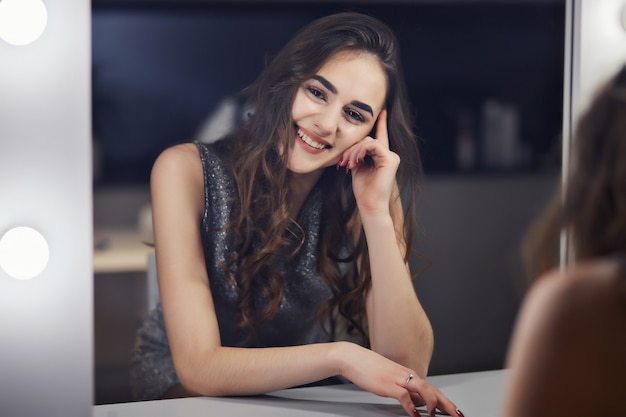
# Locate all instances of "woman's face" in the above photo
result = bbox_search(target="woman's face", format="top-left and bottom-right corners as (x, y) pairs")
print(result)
(288, 50), (387, 175)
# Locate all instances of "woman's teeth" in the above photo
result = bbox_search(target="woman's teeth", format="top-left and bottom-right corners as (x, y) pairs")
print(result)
(297, 128), (327, 150)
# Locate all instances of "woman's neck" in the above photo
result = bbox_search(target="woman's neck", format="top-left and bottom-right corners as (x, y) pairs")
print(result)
(287, 169), (323, 218)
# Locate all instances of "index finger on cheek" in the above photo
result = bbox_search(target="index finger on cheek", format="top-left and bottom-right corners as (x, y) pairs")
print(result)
(375, 109), (389, 148)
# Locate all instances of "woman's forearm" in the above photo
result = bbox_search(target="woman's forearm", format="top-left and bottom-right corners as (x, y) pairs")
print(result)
(177, 342), (345, 396)
(360, 212), (434, 377)
(175, 339), (460, 417)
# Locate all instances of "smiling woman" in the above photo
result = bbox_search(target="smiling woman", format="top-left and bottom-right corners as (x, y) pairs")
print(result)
(128, 11), (464, 417)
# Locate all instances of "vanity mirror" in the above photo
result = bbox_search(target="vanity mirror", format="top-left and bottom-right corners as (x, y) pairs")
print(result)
(90, 0), (568, 404)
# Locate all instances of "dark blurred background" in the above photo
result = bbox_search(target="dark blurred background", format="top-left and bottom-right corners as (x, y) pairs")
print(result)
(92, 1), (564, 186)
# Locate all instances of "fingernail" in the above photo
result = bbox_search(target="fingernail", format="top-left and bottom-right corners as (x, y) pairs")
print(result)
(345, 165), (350, 174)
(412, 407), (420, 417)
(430, 410), (436, 417)
(336, 158), (343, 171)
(456, 409), (465, 417)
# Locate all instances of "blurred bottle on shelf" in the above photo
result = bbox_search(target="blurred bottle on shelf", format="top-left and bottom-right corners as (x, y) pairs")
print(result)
(481, 99), (529, 171)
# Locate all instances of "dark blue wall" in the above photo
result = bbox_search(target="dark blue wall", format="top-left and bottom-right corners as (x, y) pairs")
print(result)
(92, 3), (564, 185)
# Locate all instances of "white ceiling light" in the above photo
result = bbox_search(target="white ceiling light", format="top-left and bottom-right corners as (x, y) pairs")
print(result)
(0, 226), (50, 280)
(0, 0), (48, 46)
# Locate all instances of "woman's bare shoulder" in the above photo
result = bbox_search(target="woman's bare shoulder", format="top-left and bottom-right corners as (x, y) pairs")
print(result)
(527, 258), (626, 332)
(153, 143), (200, 170)
(533, 257), (626, 311)
(150, 143), (205, 215)
(151, 143), (203, 183)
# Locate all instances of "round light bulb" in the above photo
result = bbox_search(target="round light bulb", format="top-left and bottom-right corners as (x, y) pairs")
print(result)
(0, 0), (48, 46)
(0, 226), (50, 280)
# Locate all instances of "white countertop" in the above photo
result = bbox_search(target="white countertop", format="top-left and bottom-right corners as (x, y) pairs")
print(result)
(94, 369), (507, 417)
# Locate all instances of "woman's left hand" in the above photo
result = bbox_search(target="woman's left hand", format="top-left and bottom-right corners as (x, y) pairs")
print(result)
(338, 109), (400, 216)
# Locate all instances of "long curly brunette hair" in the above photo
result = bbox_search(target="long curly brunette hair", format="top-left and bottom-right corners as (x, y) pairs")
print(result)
(522, 64), (626, 280)
(215, 12), (423, 343)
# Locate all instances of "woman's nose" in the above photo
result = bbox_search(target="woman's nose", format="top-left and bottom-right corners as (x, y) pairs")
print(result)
(314, 107), (339, 136)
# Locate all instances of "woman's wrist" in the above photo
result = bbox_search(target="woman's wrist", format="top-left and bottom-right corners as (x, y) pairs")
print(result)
(356, 201), (391, 219)
(327, 341), (355, 378)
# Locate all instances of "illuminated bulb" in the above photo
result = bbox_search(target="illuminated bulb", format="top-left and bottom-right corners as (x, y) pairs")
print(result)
(0, 0), (48, 46)
(0, 226), (50, 280)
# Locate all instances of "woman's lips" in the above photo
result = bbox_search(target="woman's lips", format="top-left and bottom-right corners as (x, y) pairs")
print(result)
(296, 127), (330, 150)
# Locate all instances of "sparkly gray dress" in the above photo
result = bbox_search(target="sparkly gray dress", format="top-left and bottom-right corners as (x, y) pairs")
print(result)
(129, 141), (347, 401)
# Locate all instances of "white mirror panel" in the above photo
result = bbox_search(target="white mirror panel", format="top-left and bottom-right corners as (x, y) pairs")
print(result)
(561, 0), (626, 263)
(0, 1), (93, 416)
(571, 0), (626, 125)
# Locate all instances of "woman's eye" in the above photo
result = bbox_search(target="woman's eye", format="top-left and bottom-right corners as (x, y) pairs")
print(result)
(307, 86), (325, 101)
(345, 108), (364, 123)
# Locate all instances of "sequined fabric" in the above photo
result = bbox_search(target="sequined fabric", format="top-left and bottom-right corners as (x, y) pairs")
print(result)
(129, 141), (340, 401)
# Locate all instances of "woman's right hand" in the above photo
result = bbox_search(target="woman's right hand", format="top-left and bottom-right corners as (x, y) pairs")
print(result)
(333, 342), (463, 417)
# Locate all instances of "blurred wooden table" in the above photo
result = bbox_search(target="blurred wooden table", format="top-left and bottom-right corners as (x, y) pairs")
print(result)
(94, 228), (153, 274)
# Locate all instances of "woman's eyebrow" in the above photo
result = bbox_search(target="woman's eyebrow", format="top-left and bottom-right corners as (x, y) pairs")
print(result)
(351, 101), (373, 117)
(311, 75), (374, 117)
(312, 75), (337, 94)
